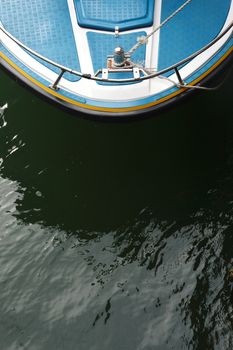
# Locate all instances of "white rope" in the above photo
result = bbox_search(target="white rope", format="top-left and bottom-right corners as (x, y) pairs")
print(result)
(127, 0), (193, 56)
(158, 66), (233, 91)
(160, 75), (218, 90)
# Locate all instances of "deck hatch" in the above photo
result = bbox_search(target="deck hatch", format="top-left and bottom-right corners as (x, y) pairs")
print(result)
(74, 0), (155, 31)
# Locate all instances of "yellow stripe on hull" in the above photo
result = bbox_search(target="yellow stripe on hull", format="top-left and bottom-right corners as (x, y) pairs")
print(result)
(1, 47), (233, 114)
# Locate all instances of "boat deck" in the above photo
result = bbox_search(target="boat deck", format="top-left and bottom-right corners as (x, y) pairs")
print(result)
(1, 0), (233, 117)
(159, 0), (231, 69)
(0, 0), (81, 81)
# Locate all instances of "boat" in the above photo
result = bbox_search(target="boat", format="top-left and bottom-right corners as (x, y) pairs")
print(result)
(0, 0), (233, 119)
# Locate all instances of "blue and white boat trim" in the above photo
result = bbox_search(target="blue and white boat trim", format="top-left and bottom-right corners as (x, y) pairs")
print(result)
(0, 0), (233, 118)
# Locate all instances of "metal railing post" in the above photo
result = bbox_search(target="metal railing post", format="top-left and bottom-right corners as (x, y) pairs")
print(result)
(174, 67), (185, 86)
(49, 69), (66, 90)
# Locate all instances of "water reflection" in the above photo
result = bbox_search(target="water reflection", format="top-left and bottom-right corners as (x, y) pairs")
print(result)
(0, 68), (233, 349)
(0, 85), (230, 231)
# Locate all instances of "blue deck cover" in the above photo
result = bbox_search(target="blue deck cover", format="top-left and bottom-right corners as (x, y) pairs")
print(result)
(0, 0), (81, 81)
(74, 0), (155, 31)
(158, 0), (231, 70)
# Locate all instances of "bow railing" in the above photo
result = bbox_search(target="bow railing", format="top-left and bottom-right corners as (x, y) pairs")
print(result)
(0, 21), (233, 90)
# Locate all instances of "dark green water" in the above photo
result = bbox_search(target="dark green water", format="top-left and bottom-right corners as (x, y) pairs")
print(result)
(0, 68), (233, 350)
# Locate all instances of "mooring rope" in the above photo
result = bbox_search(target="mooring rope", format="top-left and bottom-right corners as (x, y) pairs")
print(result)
(159, 63), (233, 91)
(127, 0), (193, 56)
